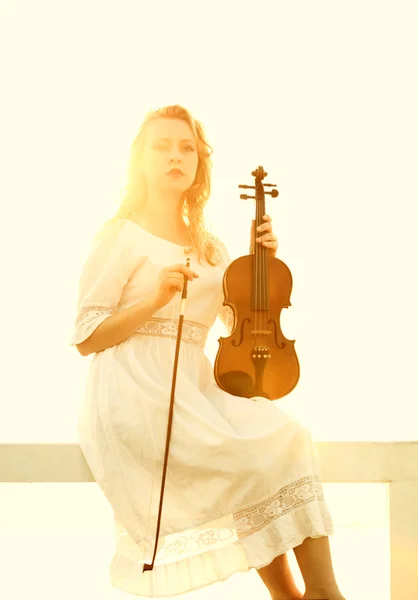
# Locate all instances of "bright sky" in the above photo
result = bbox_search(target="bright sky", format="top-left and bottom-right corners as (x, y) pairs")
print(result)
(0, 0), (417, 443)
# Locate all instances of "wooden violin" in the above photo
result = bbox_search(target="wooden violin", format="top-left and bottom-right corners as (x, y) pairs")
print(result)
(214, 166), (300, 400)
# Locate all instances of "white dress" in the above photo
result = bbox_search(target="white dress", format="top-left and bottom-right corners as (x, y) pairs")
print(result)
(69, 217), (334, 598)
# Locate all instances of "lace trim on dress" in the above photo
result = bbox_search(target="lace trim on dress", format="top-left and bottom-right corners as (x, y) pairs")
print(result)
(157, 476), (324, 561)
(143, 523), (238, 564)
(115, 475), (325, 565)
(233, 475), (324, 537)
(75, 305), (116, 325)
(133, 317), (209, 348)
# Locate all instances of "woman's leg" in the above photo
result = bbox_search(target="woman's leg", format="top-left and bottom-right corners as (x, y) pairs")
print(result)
(292, 536), (347, 600)
(256, 552), (303, 599)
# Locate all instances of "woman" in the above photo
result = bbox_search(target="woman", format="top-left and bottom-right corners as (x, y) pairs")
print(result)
(70, 105), (347, 600)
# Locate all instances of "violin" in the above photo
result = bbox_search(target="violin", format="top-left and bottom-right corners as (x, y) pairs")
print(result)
(214, 166), (300, 400)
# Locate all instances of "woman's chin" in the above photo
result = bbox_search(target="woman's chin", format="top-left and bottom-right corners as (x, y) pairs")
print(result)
(159, 181), (190, 195)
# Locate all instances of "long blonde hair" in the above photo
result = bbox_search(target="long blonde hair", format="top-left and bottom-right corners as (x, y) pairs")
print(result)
(102, 105), (223, 267)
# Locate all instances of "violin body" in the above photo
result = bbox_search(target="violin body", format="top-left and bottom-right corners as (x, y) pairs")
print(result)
(214, 166), (300, 401)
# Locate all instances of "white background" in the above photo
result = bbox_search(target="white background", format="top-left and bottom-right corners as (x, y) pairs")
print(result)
(1, 0), (416, 443)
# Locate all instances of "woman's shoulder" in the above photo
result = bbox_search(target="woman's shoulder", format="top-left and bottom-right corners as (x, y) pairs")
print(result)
(93, 216), (135, 239)
(87, 217), (143, 256)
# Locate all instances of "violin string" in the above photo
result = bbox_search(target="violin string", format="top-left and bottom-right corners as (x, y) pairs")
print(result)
(260, 217), (263, 344)
(258, 214), (262, 348)
(255, 219), (258, 348)
(263, 213), (266, 339)
(259, 215), (261, 345)
(259, 217), (264, 341)
(256, 217), (258, 348)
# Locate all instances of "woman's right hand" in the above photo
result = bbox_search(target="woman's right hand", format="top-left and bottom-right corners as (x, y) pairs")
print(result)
(150, 263), (199, 311)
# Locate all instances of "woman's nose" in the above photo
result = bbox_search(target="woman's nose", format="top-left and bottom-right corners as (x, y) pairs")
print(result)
(168, 147), (182, 162)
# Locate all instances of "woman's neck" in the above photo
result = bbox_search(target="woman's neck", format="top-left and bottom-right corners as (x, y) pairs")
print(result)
(140, 189), (186, 230)
(132, 209), (190, 245)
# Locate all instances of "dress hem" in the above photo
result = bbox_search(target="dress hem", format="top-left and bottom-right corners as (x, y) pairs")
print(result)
(109, 501), (334, 598)
(110, 526), (334, 598)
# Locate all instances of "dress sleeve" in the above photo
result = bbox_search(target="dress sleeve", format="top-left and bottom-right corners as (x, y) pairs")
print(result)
(216, 239), (235, 335)
(69, 219), (144, 346)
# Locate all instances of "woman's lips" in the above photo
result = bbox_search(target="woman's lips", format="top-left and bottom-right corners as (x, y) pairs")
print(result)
(167, 170), (184, 177)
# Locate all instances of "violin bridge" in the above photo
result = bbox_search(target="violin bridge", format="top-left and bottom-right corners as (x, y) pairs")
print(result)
(251, 330), (272, 336)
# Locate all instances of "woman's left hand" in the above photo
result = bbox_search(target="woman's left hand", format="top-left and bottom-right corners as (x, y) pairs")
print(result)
(254, 214), (278, 257)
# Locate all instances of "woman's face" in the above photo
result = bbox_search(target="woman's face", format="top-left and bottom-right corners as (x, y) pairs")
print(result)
(141, 118), (199, 196)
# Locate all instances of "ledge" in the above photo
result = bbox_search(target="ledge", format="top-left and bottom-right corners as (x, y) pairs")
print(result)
(0, 442), (417, 483)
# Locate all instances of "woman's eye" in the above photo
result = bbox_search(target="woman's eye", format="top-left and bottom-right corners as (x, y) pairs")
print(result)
(152, 144), (194, 152)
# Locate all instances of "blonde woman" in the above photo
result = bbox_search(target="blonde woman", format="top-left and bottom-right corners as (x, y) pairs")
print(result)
(70, 105), (347, 600)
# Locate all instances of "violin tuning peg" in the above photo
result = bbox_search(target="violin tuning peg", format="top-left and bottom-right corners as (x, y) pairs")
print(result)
(238, 184), (255, 189)
(265, 189), (279, 198)
(264, 183), (277, 187)
(240, 194), (255, 200)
